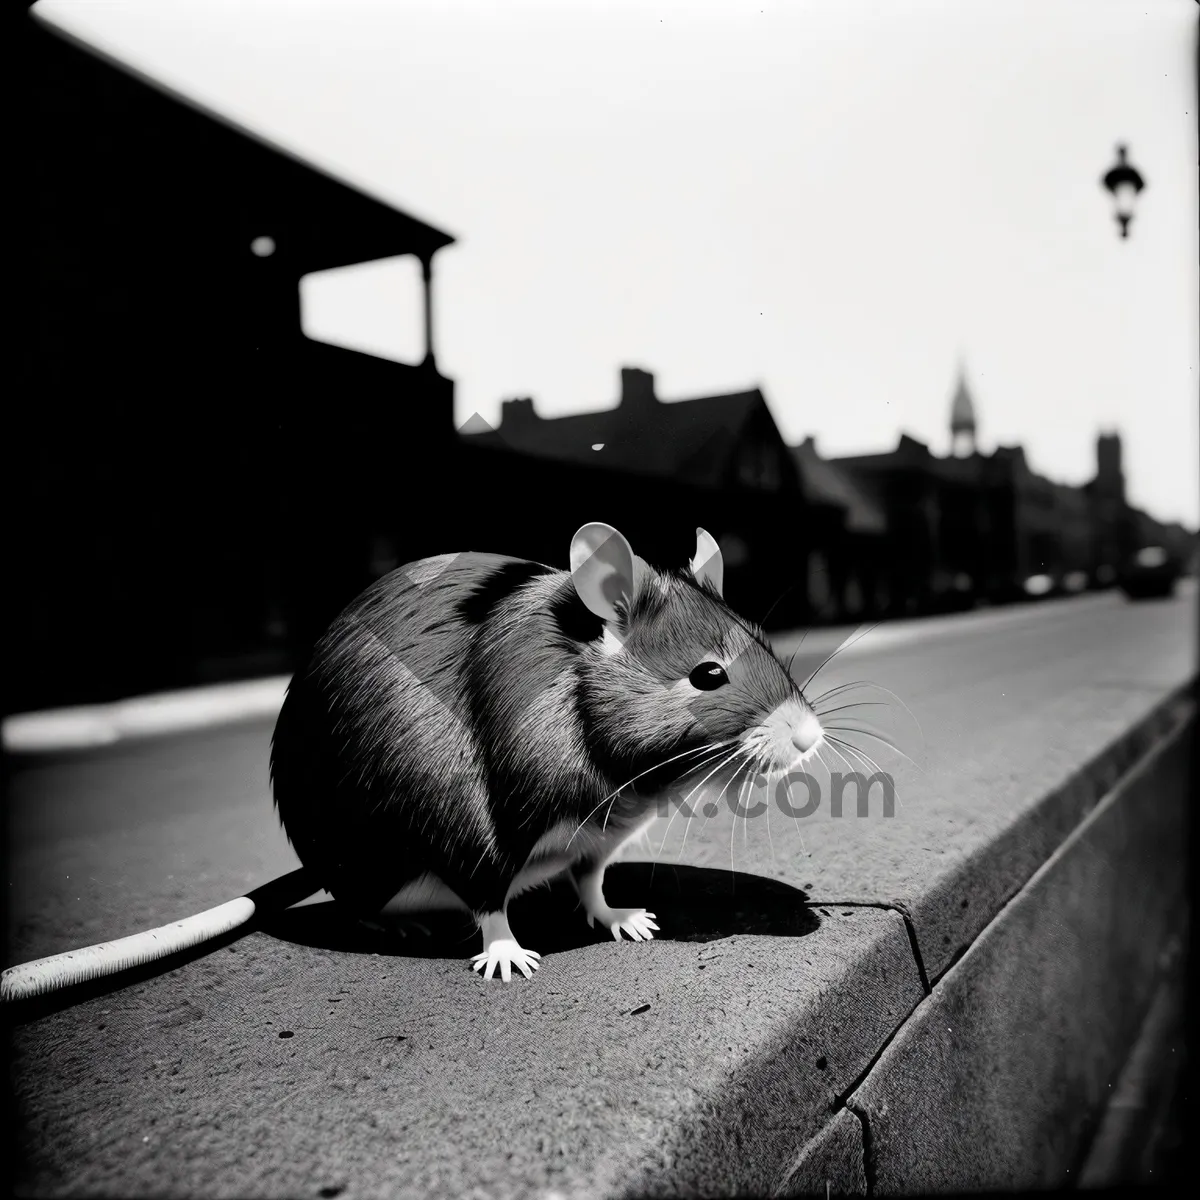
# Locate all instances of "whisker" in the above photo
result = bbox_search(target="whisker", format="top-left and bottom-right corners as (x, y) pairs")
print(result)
(844, 683), (925, 748)
(677, 757), (733, 862)
(801, 622), (882, 694)
(763, 753), (782, 868)
(660, 745), (748, 854)
(698, 747), (752, 838)
(654, 789), (690, 858)
(819, 738), (860, 781)
(692, 746), (754, 846)
(780, 747), (828, 853)
(800, 645), (846, 696)
(741, 763), (754, 857)
(730, 761), (748, 877)
(807, 746), (829, 799)
(677, 745), (747, 814)
(810, 679), (886, 705)
(647, 744), (738, 852)
(823, 739), (892, 802)
(569, 741), (731, 846)
(818, 738), (869, 800)
(812, 700), (892, 719)
(655, 770), (706, 859)
(824, 734), (906, 810)
(811, 679), (925, 748)
(785, 625), (812, 678)
(822, 723), (925, 773)
(739, 755), (764, 856)
(759, 579), (807, 627)
(825, 732), (889, 778)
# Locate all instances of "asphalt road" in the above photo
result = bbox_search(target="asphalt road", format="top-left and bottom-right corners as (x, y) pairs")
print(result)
(5, 584), (1195, 1198)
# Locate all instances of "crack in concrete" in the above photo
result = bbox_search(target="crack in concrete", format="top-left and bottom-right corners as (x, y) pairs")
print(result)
(800, 688), (1196, 1195)
(803, 900), (930, 994)
(802, 901), (927, 1191)
(825, 701), (1194, 1195)
(844, 1099), (876, 1197)
(809, 902), (931, 1194)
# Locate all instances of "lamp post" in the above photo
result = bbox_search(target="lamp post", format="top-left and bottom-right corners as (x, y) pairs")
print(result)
(1101, 144), (1146, 239)
(1099, 145), (1144, 581)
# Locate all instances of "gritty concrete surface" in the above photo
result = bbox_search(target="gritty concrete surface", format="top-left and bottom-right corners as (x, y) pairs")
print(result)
(5, 720), (303, 966)
(10, 904), (920, 1199)
(4, 589), (1194, 1197)
(775, 1108), (867, 1197)
(845, 708), (1193, 1194)
(1076, 945), (1189, 1189)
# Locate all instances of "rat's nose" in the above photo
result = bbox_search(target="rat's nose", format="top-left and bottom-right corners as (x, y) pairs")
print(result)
(791, 712), (823, 755)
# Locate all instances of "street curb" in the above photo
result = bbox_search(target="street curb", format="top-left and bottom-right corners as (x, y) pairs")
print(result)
(1076, 957), (1188, 1186)
(1, 676), (291, 754)
(843, 702), (1194, 1191)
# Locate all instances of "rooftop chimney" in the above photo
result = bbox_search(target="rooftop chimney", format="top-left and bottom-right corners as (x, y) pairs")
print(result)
(620, 367), (657, 408)
(500, 397), (538, 427)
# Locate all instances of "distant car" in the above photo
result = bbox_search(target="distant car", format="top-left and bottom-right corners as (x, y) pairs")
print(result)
(1022, 573), (1056, 598)
(1118, 545), (1182, 600)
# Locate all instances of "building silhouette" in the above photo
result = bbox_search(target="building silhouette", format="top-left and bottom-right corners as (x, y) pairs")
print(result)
(469, 368), (798, 492)
(471, 360), (1195, 621)
(790, 439), (889, 618)
(461, 368), (886, 625)
(15, 11), (457, 713)
(14, 9), (1195, 714)
(829, 366), (1193, 609)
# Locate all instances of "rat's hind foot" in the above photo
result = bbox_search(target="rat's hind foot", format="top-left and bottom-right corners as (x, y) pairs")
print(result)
(471, 911), (541, 982)
(586, 906), (659, 942)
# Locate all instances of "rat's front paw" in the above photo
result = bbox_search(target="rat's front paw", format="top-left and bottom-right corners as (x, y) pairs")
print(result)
(471, 938), (542, 982)
(587, 907), (659, 942)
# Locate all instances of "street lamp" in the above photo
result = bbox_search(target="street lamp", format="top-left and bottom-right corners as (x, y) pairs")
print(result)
(1101, 144), (1145, 239)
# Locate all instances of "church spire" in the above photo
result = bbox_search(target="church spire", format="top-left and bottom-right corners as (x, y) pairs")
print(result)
(950, 360), (977, 456)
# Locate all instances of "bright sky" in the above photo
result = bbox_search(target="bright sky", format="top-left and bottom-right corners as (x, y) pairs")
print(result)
(35, 0), (1199, 527)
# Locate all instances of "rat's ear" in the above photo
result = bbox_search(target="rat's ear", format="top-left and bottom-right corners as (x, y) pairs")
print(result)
(690, 527), (724, 596)
(571, 523), (637, 624)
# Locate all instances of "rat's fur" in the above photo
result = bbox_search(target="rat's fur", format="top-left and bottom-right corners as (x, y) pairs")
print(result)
(269, 529), (821, 976)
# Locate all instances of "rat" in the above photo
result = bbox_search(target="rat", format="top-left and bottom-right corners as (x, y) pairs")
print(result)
(268, 522), (825, 981)
(0, 522), (825, 1002)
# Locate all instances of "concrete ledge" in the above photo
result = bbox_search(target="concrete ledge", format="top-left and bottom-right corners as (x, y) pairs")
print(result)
(605, 909), (922, 1198)
(905, 681), (1193, 983)
(845, 705), (1193, 1192)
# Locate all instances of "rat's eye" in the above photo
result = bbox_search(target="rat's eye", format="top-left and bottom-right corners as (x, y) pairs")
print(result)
(689, 662), (728, 690)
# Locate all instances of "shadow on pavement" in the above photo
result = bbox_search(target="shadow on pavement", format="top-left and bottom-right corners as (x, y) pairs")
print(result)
(258, 862), (818, 959)
(4, 866), (816, 1025)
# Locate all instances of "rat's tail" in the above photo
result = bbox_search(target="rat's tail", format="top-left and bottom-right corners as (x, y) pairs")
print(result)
(1, 867), (320, 1004)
